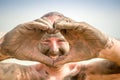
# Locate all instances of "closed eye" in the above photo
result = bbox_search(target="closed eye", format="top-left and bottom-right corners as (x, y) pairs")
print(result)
(57, 39), (65, 42)
(41, 40), (51, 44)
(44, 40), (51, 42)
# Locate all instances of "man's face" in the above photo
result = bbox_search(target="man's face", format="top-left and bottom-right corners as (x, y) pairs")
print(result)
(39, 32), (70, 61)
(38, 14), (70, 61)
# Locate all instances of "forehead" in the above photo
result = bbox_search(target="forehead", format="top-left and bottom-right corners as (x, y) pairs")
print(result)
(41, 32), (65, 39)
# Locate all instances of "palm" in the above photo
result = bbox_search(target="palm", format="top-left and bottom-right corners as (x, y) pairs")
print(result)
(54, 18), (108, 65)
(1, 19), (53, 66)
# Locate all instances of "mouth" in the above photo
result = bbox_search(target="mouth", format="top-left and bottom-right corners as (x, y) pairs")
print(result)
(44, 49), (67, 63)
(49, 56), (59, 60)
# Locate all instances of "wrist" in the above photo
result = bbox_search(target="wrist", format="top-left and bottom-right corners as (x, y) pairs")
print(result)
(0, 37), (12, 61)
(99, 37), (120, 65)
(99, 37), (115, 57)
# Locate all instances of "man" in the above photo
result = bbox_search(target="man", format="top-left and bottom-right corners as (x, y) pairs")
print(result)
(0, 12), (120, 80)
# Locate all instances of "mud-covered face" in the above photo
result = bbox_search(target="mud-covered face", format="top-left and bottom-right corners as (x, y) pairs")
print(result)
(38, 13), (70, 61)
(39, 32), (70, 61)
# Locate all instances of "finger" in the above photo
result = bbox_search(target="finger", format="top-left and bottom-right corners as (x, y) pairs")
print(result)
(21, 21), (49, 31)
(35, 18), (53, 29)
(54, 55), (72, 67)
(25, 52), (54, 66)
(35, 53), (54, 66)
(55, 21), (87, 31)
(18, 54), (53, 66)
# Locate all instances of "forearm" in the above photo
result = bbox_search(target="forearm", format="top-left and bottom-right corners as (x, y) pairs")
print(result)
(0, 63), (31, 80)
(99, 37), (120, 65)
(86, 59), (120, 74)
(0, 62), (46, 80)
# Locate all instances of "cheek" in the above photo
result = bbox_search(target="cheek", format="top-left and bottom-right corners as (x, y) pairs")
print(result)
(59, 42), (70, 53)
(38, 43), (50, 53)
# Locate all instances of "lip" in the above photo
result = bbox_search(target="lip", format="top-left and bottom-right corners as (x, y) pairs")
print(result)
(50, 56), (59, 60)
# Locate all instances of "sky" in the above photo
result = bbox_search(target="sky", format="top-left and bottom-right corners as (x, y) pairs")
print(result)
(0, 0), (120, 38)
(0, 0), (120, 65)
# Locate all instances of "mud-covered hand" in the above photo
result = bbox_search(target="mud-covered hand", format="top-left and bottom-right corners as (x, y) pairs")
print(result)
(54, 18), (108, 66)
(0, 19), (53, 66)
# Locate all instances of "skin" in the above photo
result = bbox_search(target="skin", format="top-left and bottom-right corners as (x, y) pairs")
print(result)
(53, 15), (120, 66)
(0, 59), (120, 80)
(53, 17), (108, 65)
(0, 19), (54, 65)
(0, 12), (120, 80)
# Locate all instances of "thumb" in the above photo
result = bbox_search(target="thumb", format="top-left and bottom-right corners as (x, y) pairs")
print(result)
(64, 65), (80, 80)
(68, 66), (80, 76)
(54, 55), (72, 67)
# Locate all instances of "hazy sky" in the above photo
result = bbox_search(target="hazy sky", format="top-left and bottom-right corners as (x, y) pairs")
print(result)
(0, 0), (120, 38)
(0, 0), (120, 65)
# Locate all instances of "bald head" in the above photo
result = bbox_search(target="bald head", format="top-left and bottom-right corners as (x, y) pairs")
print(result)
(41, 12), (65, 25)
(41, 12), (64, 18)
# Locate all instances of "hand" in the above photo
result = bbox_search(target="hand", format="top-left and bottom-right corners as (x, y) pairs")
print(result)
(54, 18), (108, 66)
(63, 64), (81, 80)
(0, 19), (53, 66)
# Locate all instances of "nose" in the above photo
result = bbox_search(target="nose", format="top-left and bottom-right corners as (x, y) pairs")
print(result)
(50, 40), (59, 56)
